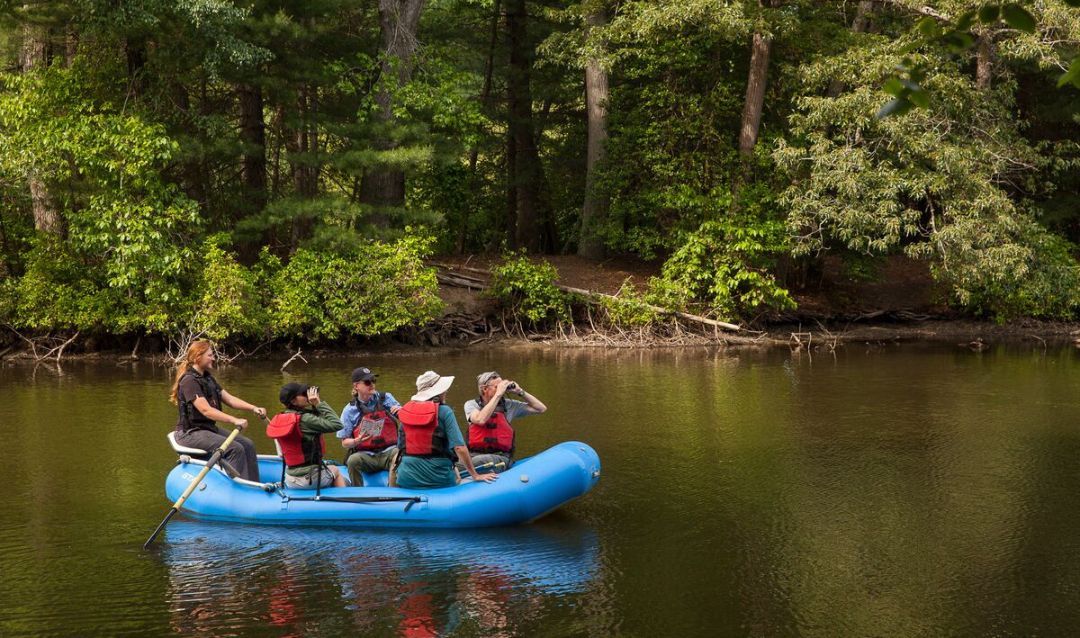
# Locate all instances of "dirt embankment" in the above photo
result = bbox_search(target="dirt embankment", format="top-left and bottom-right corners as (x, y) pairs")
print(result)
(432, 254), (1080, 349)
(4, 254), (1078, 363)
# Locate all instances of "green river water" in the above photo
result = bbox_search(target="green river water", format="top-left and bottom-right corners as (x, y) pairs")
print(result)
(2, 344), (1080, 637)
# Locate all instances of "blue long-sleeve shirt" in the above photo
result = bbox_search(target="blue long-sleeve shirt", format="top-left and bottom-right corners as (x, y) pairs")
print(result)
(336, 392), (402, 440)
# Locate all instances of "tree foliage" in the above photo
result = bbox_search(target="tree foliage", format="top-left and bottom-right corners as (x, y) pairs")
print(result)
(0, 0), (1079, 344)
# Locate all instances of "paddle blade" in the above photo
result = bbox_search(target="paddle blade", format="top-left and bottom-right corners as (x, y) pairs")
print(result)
(143, 507), (179, 549)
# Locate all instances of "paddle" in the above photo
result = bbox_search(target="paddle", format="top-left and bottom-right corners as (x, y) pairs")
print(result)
(284, 495), (424, 504)
(143, 426), (243, 549)
(456, 460), (506, 479)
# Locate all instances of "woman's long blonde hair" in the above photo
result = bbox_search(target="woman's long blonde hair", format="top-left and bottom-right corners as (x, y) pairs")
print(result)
(169, 340), (212, 405)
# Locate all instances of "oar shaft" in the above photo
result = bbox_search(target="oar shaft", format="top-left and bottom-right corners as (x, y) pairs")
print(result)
(456, 460), (505, 478)
(144, 426), (243, 549)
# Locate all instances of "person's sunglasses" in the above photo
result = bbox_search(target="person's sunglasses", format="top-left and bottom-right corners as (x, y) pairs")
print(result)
(362, 380), (376, 386)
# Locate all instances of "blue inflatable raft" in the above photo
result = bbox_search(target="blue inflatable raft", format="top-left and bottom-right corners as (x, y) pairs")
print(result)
(163, 441), (601, 528)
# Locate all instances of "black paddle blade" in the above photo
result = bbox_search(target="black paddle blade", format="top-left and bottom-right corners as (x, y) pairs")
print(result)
(143, 507), (179, 549)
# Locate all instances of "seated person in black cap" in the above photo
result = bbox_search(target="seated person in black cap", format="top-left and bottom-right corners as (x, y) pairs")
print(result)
(267, 383), (347, 489)
(336, 366), (402, 486)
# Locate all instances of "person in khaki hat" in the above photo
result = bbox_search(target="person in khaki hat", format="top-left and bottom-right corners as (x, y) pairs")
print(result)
(462, 371), (547, 474)
(394, 371), (497, 489)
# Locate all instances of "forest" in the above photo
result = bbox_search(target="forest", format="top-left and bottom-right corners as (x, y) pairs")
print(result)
(1, 0), (1079, 347)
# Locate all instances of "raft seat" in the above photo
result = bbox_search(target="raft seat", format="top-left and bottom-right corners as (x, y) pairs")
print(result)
(166, 431), (247, 480)
(167, 431), (210, 458)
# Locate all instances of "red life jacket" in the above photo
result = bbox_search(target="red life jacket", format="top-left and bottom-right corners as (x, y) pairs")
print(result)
(266, 411), (326, 468)
(468, 397), (515, 455)
(397, 400), (452, 459)
(351, 392), (398, 452)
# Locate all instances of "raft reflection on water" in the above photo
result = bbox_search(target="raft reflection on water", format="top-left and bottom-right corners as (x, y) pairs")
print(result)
(161, 520), (600, 636)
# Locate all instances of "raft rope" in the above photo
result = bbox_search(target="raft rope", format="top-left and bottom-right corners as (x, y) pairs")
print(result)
(266, 481), (425, 511)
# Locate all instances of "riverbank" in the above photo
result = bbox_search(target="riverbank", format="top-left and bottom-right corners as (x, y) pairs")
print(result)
(3, 254), (1078, 363)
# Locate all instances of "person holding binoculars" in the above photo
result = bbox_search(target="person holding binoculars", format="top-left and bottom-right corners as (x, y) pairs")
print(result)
(268, 382), (348, 489)
(462, 371), (547, 474)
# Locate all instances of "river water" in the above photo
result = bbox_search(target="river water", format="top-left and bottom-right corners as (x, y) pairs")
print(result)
(2, 344), (1080, 636)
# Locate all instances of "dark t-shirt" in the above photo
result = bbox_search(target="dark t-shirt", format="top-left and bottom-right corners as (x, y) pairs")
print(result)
(175, 371), (222, 431)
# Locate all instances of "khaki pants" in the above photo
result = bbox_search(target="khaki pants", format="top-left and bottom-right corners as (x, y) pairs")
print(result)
(346, 447), (399, 486)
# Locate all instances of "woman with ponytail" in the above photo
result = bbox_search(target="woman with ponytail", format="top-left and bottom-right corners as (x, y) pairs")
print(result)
(170, 340), (266, 481)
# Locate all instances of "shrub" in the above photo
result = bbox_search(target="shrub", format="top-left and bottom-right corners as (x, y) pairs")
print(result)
(600, 282), (660, 327)
(268, 231), (443, 339)
(653, 217), (796, 318)
(488, 253), (571, 326)
(189, 239), (269, 341)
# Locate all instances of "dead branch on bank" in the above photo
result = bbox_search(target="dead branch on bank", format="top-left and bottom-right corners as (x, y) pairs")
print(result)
(280, 348), (307, 371)
(167, 329), (207, 365)
(5, 327), (80, 363)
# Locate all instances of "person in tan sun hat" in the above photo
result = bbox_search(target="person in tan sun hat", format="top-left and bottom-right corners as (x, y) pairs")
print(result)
(394, 371), (498, 489)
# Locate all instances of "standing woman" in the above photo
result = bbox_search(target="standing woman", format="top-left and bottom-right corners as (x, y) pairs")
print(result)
(169, 340), (267, 481)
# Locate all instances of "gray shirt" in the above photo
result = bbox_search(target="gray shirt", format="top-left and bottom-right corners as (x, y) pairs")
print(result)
(463, 397), (533, 424)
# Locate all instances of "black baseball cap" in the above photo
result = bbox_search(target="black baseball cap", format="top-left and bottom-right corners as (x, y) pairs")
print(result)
(351, 367), (377, 383)
(279, 382), (310, 406)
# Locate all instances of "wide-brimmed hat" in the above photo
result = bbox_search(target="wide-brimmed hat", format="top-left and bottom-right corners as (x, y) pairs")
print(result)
(412, 371), (454, 401)
(279, 382), (309, 406)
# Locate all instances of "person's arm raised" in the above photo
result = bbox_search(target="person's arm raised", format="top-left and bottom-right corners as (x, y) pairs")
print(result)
(510, 383), (546, 415)
(470, 379), (513, 424)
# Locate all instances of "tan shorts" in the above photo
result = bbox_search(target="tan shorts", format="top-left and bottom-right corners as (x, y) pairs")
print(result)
(284, 464), (337, 489)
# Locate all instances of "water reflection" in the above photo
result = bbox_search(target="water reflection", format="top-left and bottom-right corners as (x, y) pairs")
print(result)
(160, 520), (600, 636)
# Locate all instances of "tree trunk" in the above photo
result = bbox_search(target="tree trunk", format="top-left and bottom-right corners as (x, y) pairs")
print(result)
(504, 127), (518, 250)
(63, 30), (78, 67)
(288, 86), (319, 250)
(360, 0), (426, 226)
(827, 0), (875, 97)
(21, 20), (63, 237)
(578, 8), (609, 261)
(125, 37), (147, 99)
(506, 0), (552, 253)
(460, 0), (502, 253)
(237, 83), (268, 213)
(975, 33), (993, 91)
(738, 31), (772, 156)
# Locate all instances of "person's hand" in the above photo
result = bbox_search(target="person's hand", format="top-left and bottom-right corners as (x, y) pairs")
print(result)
(252, 406), (267, 420)
(233, 418), (248, 430)
(390, 405), (401, 415)
(474, 472), (498, 483)
(306, 386), (320, 406)
(495, 379), (513, 397)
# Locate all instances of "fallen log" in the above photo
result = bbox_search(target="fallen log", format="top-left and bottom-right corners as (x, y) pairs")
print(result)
(555, 284), (743, 332)
(435, 272), (486, 290)
(431, 263), (743, 332)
